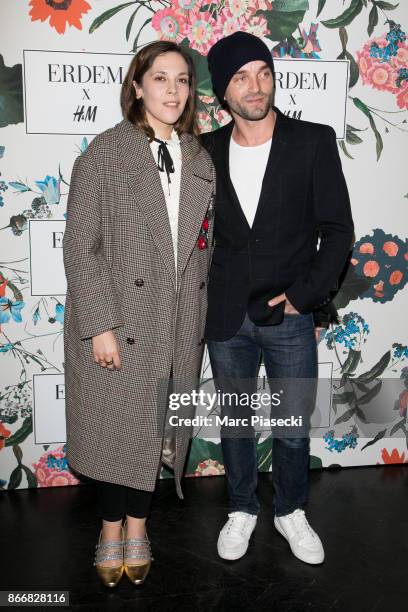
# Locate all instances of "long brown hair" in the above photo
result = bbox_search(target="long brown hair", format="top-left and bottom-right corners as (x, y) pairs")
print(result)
(121, 41), (198, 141)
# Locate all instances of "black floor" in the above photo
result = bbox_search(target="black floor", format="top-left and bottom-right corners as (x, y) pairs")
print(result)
(2, 465), (408, 611)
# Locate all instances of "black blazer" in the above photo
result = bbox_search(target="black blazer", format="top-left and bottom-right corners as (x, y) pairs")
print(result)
(200, 107), (354, 341)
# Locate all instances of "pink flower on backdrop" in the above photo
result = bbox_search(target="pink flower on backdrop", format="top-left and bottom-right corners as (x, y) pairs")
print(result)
(390, 42), (408, 68)
(226, 0), (249, 18)
(214, 108), (232, 126)
(152, 7), (187, 43)
(186, 12), (220, 55)
(247, 14), (270, 37)
(219, 8), (247, 38)
(248, 0), (273, 12)
(366, 61), (398, 92)
(396, 83), (408, 109)
(32, 445), (80, 487)
(173, 0), (203, 10)
(197, 111), (213, 133)
(192, 458), (225, 477)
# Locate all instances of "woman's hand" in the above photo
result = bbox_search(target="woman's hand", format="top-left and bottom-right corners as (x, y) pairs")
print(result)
(92, 331), (121, 370)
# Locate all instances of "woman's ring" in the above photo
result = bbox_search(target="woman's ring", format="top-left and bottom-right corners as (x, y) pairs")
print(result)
(105, 359), (114, 365)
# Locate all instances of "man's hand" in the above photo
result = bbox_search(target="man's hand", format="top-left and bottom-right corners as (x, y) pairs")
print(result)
(92, 330), (121, 370)
(268, 293), (300, 315)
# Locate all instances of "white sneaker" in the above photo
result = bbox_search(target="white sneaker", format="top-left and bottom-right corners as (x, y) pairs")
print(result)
(274, 508), (324, 564)
(217, 511), (257, 560)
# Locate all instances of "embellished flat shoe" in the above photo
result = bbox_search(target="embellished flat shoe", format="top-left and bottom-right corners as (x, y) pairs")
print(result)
(123, 522), (153, 585)
(93, 530), (124, 588)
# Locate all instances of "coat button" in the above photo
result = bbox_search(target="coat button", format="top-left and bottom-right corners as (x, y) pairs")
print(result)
(198, 338), (204, 346)
(199, 281), (205, 289)
(126, 337), (135, 345)
(134, 278), (144, 287)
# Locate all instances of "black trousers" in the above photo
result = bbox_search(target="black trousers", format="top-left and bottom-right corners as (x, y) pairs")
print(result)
(95, 480), (154, 521)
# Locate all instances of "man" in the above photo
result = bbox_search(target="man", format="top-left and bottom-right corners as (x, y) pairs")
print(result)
(200, 32), (354, 565)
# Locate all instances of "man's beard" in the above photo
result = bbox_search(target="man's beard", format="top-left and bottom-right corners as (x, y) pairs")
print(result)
(226, 91), (274, 121)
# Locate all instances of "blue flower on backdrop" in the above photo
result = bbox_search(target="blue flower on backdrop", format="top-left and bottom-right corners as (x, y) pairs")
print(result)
(54, 303), (64, 324)
(0, 180), (8, 207)
(0, 342), (13, 353)
(0, 298), (25, 324)
(325, 312), (369, 351)
(324, 429), (359, 453)
(35, 175), (60, 206)
(393, 344), (408, 360)
(370, 21), (406, 62)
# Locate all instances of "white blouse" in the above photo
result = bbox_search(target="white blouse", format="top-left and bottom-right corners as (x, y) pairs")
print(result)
(149, 130), (182, 273)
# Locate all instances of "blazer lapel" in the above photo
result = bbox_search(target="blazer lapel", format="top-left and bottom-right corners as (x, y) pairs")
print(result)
(251, 108), (287, 230)
(116, 119), (177, 286)
(218, 121), (251, 231)
(177, 133), (214, 282)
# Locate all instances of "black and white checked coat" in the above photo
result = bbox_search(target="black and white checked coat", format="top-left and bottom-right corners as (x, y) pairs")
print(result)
(63, 119), (215, 498)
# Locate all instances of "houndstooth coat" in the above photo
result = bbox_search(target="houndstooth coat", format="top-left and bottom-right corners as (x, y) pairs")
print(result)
(63, 119), (215, 499)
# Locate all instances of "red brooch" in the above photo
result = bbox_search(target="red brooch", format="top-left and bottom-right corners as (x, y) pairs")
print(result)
(197, 215), (209, 250)
(197, 193), (214, 251)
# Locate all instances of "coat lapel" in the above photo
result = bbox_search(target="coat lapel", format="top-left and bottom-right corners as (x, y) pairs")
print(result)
(177, 132), (214, 282)
(116, 119), (177, 286)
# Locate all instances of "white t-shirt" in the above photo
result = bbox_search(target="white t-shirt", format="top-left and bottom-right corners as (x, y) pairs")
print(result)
(229, 135), (272, 228)
(150, 130), (182, 270)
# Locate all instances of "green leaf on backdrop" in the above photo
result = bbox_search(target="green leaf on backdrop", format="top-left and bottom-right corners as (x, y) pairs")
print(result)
(185, 437), (224, 474)
(357, 380), (382, 405)
(353, 97), (383, 160)
(338, 140), (354, 159)
(360, 429), (387, 451)
(265, 10), (307, 41)
(390, 418), (405, 436)
(5, 417), (32, 447)
(317, 0), (327, 17)
(333, 263), (371, 309)
(272, 0), (309, 10)
(181, 40), (214, 98)
(367, 4), (378, 36)
(309, 455), (323, 469)
(339, 26), (348, 50)
(341, 349), (362, 375)
(89, 1), (136, 34)
(321, 0), (364, 29)
(346, 127), (363, 144)
(132, 17), (152, 52)
(0, 55), (24, 128)
(257, 436), (273, 471)
(374, 1), (398, 10)
(126, 5), (142, 42)
(7, 465), (22, 490)
(334, 406), (356, 425)
(22, 464), (38, 488)
(346, 51), (360, 88)
(357, 351), (391, 383)
(338, 48), (360, 88)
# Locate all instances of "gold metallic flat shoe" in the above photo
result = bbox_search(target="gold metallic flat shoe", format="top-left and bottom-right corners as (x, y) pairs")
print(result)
(123, 523), (153, 585)
(93, 530), (124, 588)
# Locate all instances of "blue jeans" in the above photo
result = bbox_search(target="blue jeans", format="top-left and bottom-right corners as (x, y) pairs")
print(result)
(207, 312), (317, 517)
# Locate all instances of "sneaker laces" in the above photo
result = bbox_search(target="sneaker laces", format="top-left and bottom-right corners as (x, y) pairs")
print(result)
(290, 509), (315, 542)
(225, 512), (252, 537)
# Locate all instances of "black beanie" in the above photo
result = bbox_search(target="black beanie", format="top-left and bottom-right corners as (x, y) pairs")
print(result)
(207, 32), (274, 102)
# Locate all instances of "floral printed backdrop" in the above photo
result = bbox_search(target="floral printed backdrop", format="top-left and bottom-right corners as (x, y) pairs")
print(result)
(0, 0), (407, 490)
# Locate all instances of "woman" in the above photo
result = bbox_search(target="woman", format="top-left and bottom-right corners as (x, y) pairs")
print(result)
(63, 41), (215, 588)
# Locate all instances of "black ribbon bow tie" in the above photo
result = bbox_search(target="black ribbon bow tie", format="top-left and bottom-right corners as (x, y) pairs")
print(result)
(153, 137), (175, 188)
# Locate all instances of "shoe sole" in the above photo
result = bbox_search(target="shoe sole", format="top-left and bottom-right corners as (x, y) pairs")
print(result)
(274, 519), (325, 565)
